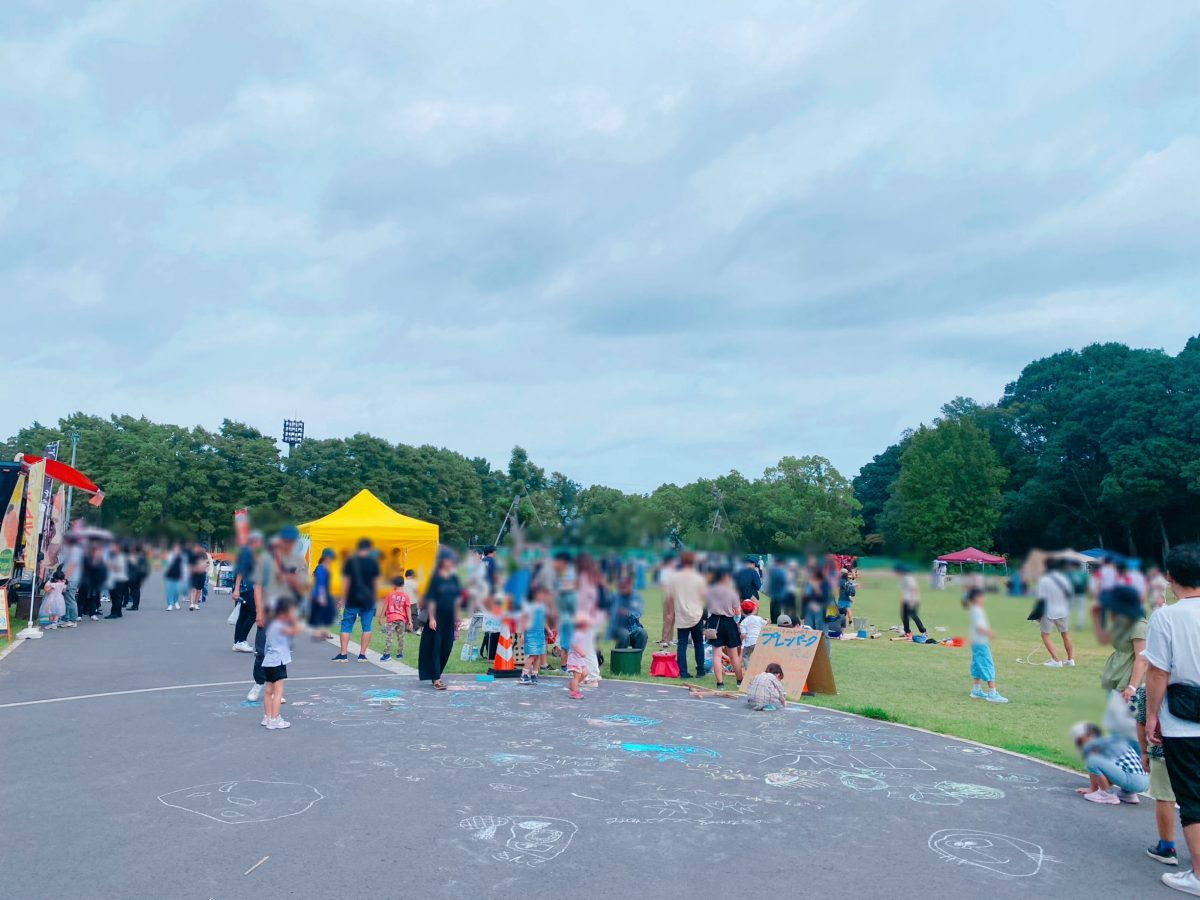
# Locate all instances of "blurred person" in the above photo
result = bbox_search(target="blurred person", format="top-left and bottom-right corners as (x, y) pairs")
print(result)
(836, 568), (856, 631)
(746, 663), (787, 711)
(163, 541), (186, 611)
(565, 613), (592, 700)
(261, 598), (297, 730)
(734, 556), (761, 605)
(247, 527), (309, 703)
(125, 544), (147, 610)
(575, 552), (605, 686)
(964, 587), (1007, 703)
(41, 570), (67, 629)
(519, 585), (550, 684)
(61, 535), (83, 626)
(672, 551), (708, 679)
(380, 576), (413, 662)
(1095, 578), (1147, 747)
(611, 578), (645, 650)
(333, 538), (380, 663)
(658, 552), (677, 647)
(462, 551), (489, 662)
(308, 548), (337, 641)
(739, 599), (765, 668)
(1150, 566), (1171, 610)
(81, 544), (107, 620)
(705, 567), (743, 689)
(1037, 558), (1075, 667)
(186, 541), (208, 611)
(481, 545), (498, 596)
(103, 541), (128, 619)
(1128, 560), (1148, 600)
(1144, 544), (1200, 896)
(894, 564), (927, 638)
(1072, 721), (1148, 805)
(419, 550), (461, 690)
(802, 568), (827, 632)
(1066, 559), (1090, 631)
(552, 552), (578, 663)
(767, 558), (788, 625)
(231, 530), (263, 653)
(1138, 684), (1180, 866)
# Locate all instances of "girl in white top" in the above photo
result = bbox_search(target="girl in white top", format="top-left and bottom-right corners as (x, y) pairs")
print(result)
(261, 598), (296, 730)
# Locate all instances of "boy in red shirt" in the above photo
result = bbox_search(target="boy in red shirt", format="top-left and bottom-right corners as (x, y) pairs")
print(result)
(380, 576), (413, 661)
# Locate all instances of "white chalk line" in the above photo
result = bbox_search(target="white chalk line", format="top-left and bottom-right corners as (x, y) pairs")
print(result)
(0, 673), (404, 709)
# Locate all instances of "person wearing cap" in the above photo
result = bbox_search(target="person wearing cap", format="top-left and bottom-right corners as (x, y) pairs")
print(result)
(739, 599), (766, 667)
(334, 538), (380, 662)
(308, 547), (337, 640)
(231, 530), (264, 653)
(247, 526), (309, 704)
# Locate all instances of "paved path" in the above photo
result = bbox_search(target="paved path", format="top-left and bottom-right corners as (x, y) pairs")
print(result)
(0, 575), (1166, 899)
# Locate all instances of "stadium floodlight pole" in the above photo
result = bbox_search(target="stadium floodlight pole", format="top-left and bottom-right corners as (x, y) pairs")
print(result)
(494, 495), (521, 547)
(282, 419), (305, 456)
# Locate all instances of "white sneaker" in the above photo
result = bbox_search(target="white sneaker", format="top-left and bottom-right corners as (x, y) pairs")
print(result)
(246, 684), (264, 702)
(91, 615), (100, 621)
(1163, 871), (1200, 895)
(232, 641), (254, 653)
(267, 717), (291, 730)
(1043, 660), (1063, 668)
(280, 696), (286, 705)
(260, 715), (270, 727)
(1063, 659), (1076, 667)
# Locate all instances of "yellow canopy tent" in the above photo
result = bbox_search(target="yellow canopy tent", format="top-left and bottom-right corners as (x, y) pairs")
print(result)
(299, 489), (439, 596)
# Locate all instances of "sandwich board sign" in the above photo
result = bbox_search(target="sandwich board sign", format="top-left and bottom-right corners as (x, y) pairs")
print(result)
(741, 626), (837, 697)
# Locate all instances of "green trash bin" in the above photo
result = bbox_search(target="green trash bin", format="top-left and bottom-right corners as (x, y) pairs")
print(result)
(609, 647), (644, 676)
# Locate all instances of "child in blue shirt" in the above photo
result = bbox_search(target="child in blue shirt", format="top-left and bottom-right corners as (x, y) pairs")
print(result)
(520, 587), (549, 685)
(965, 587), (1007, 703)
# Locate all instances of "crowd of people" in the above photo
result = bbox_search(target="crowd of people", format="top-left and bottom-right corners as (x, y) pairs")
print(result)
(31, 535), (156, 627)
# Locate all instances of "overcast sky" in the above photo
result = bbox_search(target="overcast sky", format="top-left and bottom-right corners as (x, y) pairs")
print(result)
(2, 1), (1196, 491)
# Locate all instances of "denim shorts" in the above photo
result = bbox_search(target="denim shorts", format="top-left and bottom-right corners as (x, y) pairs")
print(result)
(340, 606), (375, 634)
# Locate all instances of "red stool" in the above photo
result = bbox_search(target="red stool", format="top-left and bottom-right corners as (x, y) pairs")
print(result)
(650, 651), (680, 678)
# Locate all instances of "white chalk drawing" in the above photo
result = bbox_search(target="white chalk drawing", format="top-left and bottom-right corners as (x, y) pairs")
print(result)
(435, 756), (484, 768)
(459, 815), (578, 867)
(621, 798), (713, 820)
(684, 763), (759, 781)
(942, 745), (992, 756)
(986, 772), (1039, 785)
(489, 783), (528, 793)
(933, 781), (1005, 801)
(976, 764), (1005, 771)
(839, 771), (889, 792)
(157, 780), (323, 824)
(928, 829), (1048, 877)
(908, 785), (964, 806)
(406, 743), (446, 752)
(764, 769), (826, 789)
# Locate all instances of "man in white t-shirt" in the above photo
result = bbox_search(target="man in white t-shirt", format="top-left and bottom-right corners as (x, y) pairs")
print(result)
(1036, 559), (1075, 667)
(1145, 544), (1200, 896)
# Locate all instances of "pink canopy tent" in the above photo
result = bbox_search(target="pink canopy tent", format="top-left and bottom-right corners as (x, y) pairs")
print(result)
(936, 546), (1007, 573)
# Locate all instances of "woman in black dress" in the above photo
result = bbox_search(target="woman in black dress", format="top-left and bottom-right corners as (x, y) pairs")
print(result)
(419, 550), (461, 690)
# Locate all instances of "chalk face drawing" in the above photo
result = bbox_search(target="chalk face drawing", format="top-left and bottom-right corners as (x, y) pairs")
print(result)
(928, 829), (1048, 877)
(459, 815), (577, 867)
(621, 743), (720, 762)
(157, 781), (323, 824)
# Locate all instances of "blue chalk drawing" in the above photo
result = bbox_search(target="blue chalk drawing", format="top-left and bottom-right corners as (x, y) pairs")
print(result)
(364, 689), (405, 699)
(240, 699), (262, 708)
(599, 714), (661, 727)
(621, 743), (720, 762)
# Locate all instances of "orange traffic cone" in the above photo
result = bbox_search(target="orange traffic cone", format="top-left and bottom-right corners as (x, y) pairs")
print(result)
(488, 614), (519, 678)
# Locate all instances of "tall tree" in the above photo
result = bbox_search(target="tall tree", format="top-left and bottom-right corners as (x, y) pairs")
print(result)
(890, 419), (1007, 558)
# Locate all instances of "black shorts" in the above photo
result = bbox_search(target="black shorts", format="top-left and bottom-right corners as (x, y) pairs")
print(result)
(1163, 736), (1200, 827)
(189, 573), (206, 591)
(262, 665), (288, 683)
(709, 615), (741, 649)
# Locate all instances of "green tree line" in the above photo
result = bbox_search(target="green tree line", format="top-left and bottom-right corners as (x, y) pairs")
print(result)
(4, 416), (861, 553)
(853, 337), (1200, 560)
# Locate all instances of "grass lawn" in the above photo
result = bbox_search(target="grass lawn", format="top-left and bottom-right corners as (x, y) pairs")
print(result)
(342, 571), (1105, 770)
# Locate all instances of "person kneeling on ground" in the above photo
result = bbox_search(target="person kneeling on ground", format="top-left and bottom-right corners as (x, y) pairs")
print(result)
(1072, 721), (1148, 805)
(746, 663), (787, 711)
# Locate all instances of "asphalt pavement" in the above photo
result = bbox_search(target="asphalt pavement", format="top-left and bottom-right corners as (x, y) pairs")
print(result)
(0, 575), (1167, 899)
